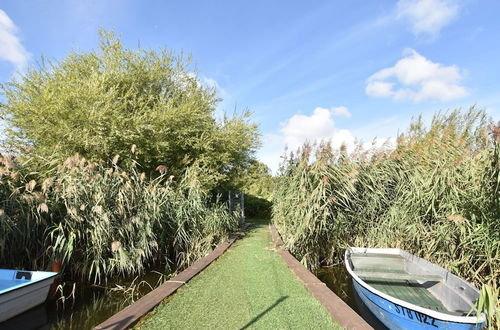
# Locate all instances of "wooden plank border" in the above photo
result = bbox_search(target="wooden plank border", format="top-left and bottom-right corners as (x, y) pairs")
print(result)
(269, 223), (284, 247)
(270, 225), (373, 330)
(94, 234), (239, 330)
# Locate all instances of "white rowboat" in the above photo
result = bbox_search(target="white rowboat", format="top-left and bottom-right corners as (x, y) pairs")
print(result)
(0, 269), (57, 323)
(345, 248), (487, 329)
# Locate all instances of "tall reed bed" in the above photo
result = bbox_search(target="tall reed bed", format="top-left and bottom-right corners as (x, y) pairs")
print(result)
(0, 154), (237, 284)
(273, 108), (499, 289)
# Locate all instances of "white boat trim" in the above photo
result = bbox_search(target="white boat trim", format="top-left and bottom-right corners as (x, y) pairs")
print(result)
(345, 247), (487, 324)
(0, 271), (57, 295)
(0, 269), (58, 323)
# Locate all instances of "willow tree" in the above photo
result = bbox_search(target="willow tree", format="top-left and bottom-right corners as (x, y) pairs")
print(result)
(0, 30), (259, 187)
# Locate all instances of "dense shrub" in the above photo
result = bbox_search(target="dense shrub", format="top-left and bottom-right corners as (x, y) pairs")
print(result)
(244, 194), (272, 219)
(273, 107), (499, 289)
(0, 154), (238, 283)
(0, 30), (259, 187)
(237, 160), (275, 200)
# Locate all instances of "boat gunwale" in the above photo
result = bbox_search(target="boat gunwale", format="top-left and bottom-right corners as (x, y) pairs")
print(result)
(345, 247), (487, 325)
(0, 270), (58, 296)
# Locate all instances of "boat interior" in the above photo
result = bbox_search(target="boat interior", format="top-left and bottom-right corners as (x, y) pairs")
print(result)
(348, 251), (479, 317)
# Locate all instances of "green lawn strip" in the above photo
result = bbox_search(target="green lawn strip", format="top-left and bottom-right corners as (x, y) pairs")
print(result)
(136, 219), (340, 329)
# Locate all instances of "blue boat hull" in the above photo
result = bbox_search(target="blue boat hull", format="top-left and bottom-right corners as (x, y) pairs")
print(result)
(352, 280), (485, 329)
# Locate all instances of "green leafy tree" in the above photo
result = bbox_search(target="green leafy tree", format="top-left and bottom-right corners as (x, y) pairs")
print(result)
(0, 30), (259, 187)
(238, 160), (275, 200)
(233, 160), (275, 219)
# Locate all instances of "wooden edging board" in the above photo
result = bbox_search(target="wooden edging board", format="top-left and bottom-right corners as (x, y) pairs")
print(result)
(94, 234), (239, 330)
(270, 224), (373, 330)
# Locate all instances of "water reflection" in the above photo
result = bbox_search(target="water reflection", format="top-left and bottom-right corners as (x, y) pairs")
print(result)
(47, 289), (130, 330)
(0, 269), (167, 330)
(0, 304), (49, 330)
(315, 264), (388, 330)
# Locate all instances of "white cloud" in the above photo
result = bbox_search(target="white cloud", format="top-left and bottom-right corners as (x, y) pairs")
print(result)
(0, 9), (30, 70)
(330, 106), (352, 118)
(258, 108), (398, 173)
(198, 75), (232, 122)
(330, 129), (356, 151)
(257, 133), (286, 174)
(189, 73), (227, 99)
(397, 0), (459, 36)
(281, 107), (334, 151)
(361, 137), (397, 155)
(280, 107), (356, 152)
(256, 107), (356, 173)
(365, 81), (394, 98)
(201, 75), (222, 92)
(366, 49), (467, 102)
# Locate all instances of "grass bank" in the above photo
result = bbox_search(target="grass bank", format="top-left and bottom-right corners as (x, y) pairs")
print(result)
(136, 219), (340, 329)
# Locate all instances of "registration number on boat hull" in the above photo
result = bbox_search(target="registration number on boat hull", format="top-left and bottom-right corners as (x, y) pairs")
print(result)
(393, 303), (438, 327)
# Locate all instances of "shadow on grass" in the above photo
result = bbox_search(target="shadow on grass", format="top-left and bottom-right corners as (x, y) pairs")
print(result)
(239, 296), (289, 330)
(246, 218), (270, 224)
(240, 219), (270, 236)
(245, 218), (270, 228)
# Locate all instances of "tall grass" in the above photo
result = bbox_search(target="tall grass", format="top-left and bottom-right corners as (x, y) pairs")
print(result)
(0, 154), (238, 284)
(273, 107), (499, 288)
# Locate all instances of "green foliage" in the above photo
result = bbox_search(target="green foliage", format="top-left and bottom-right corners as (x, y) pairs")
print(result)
(233, 160), (275, 219)
(238, 160), (275, 199)
(0, 29), (260, 288)
(0, 30), (259, 187)
(244, 194), (272, 219)
(273, 107), (499, 294)
(0, 154), (238, 284)
(475, 284), (499, 329)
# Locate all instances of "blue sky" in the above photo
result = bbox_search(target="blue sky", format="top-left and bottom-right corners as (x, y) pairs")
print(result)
(1, 0), (499, 171)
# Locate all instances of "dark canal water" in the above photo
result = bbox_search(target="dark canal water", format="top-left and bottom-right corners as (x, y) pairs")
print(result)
(0, 269), (167, 330)
(315, 264), (388, 329)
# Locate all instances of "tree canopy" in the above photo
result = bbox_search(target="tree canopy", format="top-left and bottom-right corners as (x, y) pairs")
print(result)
(238, 160), (275, 200)
(0, 30), (259, 187)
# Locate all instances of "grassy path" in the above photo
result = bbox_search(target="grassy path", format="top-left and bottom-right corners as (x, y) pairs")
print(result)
(136, 219), (340, 329)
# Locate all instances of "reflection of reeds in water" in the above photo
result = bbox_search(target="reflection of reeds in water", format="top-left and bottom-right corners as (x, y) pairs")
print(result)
(47, 269), (169, 330)
(49, 290), (126, 330)
(1, 273), (169, 330)
(315, 265), (353, 305)
(273, 108), (499, 325)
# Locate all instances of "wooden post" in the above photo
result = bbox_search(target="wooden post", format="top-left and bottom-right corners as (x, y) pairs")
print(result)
(228, 190), (234, 214)
(239, 191), (245, 228)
